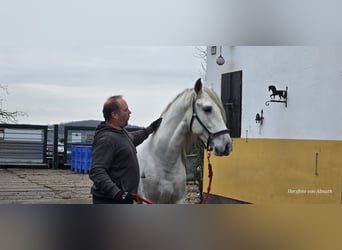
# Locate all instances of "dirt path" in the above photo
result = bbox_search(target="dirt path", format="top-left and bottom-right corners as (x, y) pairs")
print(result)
(0, 168), (201, 204)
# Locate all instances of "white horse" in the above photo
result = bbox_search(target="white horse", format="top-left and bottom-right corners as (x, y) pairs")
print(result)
(137, 79), (232, 204)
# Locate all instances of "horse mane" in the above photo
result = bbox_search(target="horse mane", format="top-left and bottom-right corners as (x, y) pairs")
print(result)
(160, 88), (193, 117)
(161, 86), (227, 123)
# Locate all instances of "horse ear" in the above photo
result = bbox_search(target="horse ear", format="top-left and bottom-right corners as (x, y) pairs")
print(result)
(194, 78), (202, 94)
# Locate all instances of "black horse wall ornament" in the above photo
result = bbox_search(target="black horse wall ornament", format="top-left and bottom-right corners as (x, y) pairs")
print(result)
(265, 85), (288, 107)
(268, 85), (287, 99)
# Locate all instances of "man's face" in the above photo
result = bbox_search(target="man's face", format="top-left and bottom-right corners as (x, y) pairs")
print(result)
(116, 98), (131, 128)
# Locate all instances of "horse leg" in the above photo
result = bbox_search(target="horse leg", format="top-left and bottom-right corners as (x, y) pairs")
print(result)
(176, 197), (186, 204)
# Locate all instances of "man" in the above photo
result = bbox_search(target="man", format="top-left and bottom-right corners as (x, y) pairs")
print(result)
(89, 95), (162, 204)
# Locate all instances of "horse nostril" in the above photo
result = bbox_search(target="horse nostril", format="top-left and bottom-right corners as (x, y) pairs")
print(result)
(225, 143), (229, 152)
(225, 142), (232, 154)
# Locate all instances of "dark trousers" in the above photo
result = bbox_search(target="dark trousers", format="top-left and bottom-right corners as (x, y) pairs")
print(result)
(92, 195), (133, 204)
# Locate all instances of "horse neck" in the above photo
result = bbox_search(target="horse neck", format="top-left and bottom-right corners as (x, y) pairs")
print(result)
(152, 92), (193, 161)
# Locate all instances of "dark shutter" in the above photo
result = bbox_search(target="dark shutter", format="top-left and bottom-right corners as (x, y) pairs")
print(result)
(221, 71), (242, 138)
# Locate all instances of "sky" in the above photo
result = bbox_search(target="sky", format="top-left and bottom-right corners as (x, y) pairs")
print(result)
(0, 0), (211, 127)
(0, 46), (205, 126)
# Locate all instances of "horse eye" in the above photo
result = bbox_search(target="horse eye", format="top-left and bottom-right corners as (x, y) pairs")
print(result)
(202, 106), (212, 113)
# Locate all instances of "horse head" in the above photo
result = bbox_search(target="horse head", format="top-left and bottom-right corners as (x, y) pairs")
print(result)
(268, 85), (277, 93)
(189, 79), (232, 156)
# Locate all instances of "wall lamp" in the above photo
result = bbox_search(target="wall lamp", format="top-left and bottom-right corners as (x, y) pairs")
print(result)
(216, 46), (225, 66)
(255, 109), (264, 124)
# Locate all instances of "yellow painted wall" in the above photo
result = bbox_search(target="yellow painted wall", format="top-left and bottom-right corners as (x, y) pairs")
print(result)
(203, 138), (342, 204)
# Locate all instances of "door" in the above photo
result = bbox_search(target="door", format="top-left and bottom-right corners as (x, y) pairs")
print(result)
(221, 71), (242, 138)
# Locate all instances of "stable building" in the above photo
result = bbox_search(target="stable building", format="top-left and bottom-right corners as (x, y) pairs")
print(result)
(204, 46), (342, 203)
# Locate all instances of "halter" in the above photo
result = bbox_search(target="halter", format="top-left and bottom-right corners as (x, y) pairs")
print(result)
(189, 97), (230, 151)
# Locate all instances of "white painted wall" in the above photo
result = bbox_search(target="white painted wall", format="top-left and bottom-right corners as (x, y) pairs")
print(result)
(206, 46), (342, 141)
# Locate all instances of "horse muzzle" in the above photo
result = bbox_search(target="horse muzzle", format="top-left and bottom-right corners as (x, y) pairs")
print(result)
(210, 135), (232, 156)
(214, 142), (232, 156)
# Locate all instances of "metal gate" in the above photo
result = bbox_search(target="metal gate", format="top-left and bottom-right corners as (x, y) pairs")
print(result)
(0, 124), (48, 166)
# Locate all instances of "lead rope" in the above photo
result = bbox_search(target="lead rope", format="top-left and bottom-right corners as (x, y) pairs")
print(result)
(131, 193), (155, 204)
(200, 149), (213, 204)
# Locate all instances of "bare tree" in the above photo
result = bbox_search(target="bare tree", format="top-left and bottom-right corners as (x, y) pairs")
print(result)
(194, 46), (207, 82)
(0, 85), (27, 123)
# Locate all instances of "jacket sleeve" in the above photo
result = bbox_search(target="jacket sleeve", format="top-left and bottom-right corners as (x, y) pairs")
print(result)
(127, 129), (149, 146)
(89, 136), (121, 198)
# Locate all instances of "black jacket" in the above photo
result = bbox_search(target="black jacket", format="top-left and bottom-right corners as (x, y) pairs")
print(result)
(89, 122), (148, 199)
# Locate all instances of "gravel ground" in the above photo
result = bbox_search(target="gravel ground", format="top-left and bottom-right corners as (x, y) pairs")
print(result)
(0, 168), (202, 204)
(184, 181), (202, 204)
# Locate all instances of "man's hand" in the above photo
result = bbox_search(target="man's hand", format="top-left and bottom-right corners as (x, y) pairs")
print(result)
(114, 191), (136, 204)
(146, 117), (162, 134)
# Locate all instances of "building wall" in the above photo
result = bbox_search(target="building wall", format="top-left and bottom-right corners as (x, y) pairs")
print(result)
(207, 46), (342, 140)
(205, 46), (342, 203)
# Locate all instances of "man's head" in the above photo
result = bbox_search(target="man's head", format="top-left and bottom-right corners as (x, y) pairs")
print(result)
(103, 95), (131, 129)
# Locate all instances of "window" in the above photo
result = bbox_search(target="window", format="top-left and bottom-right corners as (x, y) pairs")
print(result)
(210, 46), (217, 55)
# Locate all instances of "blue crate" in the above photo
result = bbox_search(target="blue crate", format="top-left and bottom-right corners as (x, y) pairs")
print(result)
(71, 145), (92, 173)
